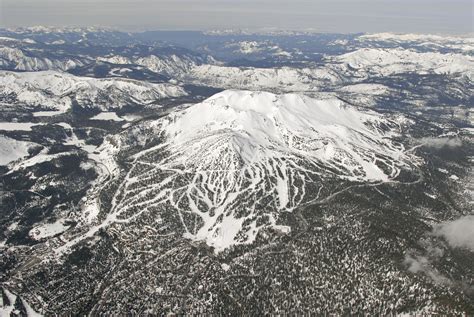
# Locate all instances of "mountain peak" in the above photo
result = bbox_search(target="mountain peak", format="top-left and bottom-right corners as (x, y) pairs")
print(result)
(101, 90), (417, 251)
(162, 89), (405, 180)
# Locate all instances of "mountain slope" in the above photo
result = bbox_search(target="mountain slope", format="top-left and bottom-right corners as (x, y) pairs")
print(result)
(0, 46), (87, 71)
(0, 135), (37, 165)
(65, 90), (419, 252)
(357, 33), (474, 53)
(331, 48), (474, 79)
(97, 53), (215, 77)
(183, 48), (473, 93)
(187, 65), (342, 92)
(0, 70), (187, 111)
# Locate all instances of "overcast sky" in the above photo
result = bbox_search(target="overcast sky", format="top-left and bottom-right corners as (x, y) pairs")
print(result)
(0, 0), (472, 34)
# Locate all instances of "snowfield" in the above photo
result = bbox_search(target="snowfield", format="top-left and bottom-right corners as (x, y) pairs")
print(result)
(29, 219), (70, 240)
(90, 111), (125, 121)
(0, 135), (36, 165)
(161, 89), (409, 182)
(0, 122), (45, 131)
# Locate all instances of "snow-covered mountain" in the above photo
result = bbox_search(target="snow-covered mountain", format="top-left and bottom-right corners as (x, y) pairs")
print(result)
(0, 47), (88, 71)
(68, 90), (417, 253)
(222, 40), (292, 57)
(5, 26), (112, 34)
(1, 29), (473, 315)
(0, 45), (212, 75)
(0, 31), (216, 76)
(97, 53), (218, 77)
(182, 48), (473, 93)
(331, 48), (474, 79)
(187, 64), (342, 92)
(357, 33), (474, 53)
(0, 70), (187, 111)
(159, 90), (410, 183)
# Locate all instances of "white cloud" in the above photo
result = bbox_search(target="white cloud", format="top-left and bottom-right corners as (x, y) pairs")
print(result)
(403, 254), (452, 285)
(419, 137), (462, 149)
(433, 215), (474, 251)
(403, 215), (474, 288)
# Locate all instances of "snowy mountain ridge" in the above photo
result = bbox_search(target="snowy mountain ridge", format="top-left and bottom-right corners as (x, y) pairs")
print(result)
(0, 70), (187, 111)
(0, 47), (87, 71)
(97, 53), (217, 77)
(332, 48), (474, 79)
(187, 48), (473, 92)
(358, 32), (474, 52)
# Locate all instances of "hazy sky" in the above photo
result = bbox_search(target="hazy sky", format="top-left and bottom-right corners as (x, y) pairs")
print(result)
(0, 0), (472, 34)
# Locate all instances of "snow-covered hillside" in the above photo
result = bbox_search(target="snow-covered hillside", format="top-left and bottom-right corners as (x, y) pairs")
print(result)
(0, 135), (37, 165)
(357, 33), (474, 53)
(331, 48), (474, 79)
(0, 70), (187, 111)
(97, 53), (216, 77)
(72, 90), (417, 253)
(160, 90), (407, 180)
(187, 65), (342, 92)
(223, 40), (292, 57)
(0, 47), (87, 71)
(184, 48), (472, 92)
